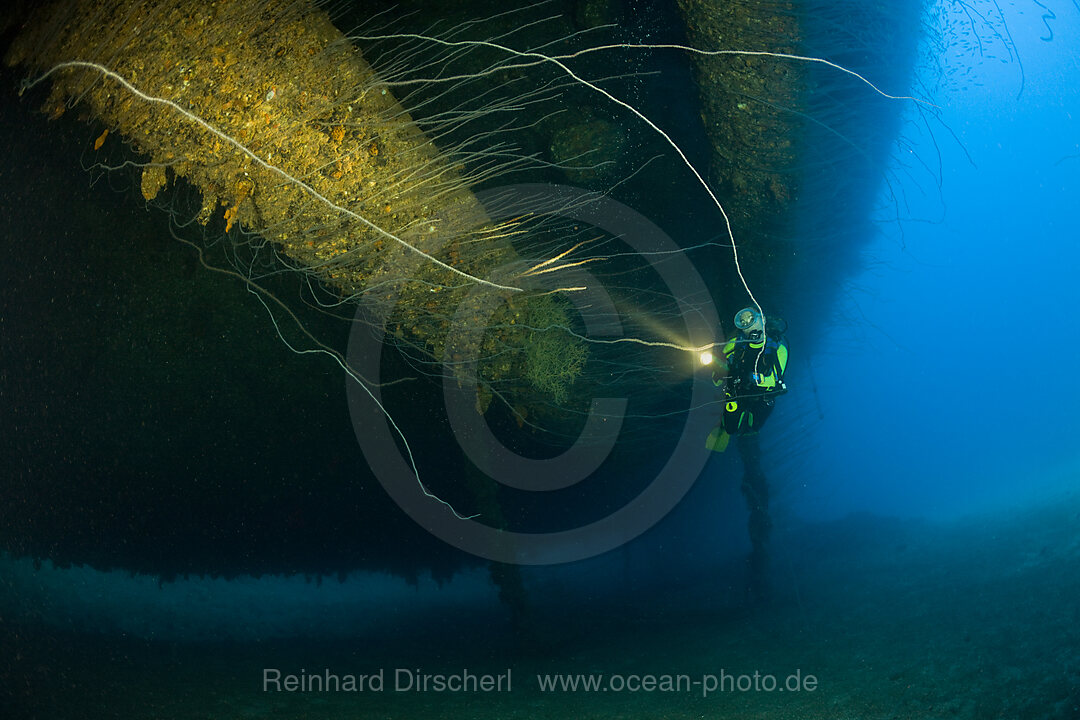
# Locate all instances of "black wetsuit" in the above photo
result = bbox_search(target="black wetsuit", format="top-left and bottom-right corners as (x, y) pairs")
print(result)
(714, 333), (788, 436)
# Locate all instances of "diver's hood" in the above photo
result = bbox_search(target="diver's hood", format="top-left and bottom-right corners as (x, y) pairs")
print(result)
(734, 307), (763, 336)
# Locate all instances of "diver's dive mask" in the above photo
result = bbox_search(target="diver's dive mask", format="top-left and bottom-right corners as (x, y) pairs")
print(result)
(734, 307), (764, 340)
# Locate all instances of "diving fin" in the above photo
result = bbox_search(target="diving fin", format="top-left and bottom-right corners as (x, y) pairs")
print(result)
(706, 426), (731, 453)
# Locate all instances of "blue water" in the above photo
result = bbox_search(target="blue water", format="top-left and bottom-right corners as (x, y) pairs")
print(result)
(2, 1), (1079, 719)
(793, 2), (1080, 521)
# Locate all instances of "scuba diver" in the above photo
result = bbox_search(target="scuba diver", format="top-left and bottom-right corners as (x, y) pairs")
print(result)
(705, 306), (788, 602)
(706, 306), (788, 453)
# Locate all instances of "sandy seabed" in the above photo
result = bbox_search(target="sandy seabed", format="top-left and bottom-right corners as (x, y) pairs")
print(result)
(3, 492), (1078, 720)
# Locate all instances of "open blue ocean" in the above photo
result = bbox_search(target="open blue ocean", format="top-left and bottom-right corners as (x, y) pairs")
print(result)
(1, 1), (1077, 718)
